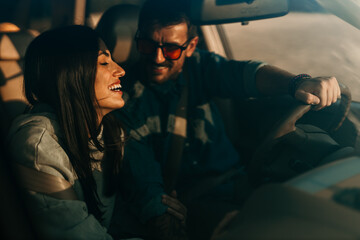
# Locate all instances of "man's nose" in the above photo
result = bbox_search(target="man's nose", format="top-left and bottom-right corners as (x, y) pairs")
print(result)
(154, 47), (166, 63)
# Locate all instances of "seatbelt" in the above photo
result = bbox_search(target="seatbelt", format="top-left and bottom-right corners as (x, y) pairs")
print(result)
(162, 64), (243, 200)
(163, 64), (189, 194)
(16, 164), (78, 200)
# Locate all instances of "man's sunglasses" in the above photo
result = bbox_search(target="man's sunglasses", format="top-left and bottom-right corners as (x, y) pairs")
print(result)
(135, 37), (191, 60)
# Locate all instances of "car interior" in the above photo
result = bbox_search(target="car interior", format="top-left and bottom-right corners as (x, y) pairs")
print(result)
(2, 0), (360, 238)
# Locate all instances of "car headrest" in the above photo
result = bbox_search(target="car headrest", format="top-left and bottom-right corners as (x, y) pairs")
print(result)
(96, 4), (141, 70)
(0, 23), (37, 60)
(0, 23), (37, 123)
(0, 25), (37, 86)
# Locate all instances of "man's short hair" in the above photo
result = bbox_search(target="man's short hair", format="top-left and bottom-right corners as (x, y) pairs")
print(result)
(138, 0), (197, 39)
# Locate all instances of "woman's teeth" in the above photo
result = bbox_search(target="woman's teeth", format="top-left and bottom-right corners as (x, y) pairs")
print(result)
(109, 83), (122, 91)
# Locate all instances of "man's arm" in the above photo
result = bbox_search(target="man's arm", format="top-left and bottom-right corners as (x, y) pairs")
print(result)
(255, 64), (341, 110)
(120, 137), (168, 222)
(195, 50), (340, 110)
(147, 191), (188, 240)
(120, 137), (188, 239)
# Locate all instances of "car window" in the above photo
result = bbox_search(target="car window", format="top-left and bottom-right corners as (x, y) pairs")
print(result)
(222, 10), (360, 101)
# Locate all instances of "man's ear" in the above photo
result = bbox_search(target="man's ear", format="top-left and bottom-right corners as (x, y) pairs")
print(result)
(185, 36), (199, 57)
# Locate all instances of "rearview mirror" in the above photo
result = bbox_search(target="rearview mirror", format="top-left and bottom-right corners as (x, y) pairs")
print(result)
(189, 0), (289, 25)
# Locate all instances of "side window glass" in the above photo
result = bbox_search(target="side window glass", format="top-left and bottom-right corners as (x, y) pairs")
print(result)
(223, 7), (360, 101)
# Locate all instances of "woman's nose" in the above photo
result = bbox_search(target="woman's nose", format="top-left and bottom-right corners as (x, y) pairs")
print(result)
(113, 64), (125, 78)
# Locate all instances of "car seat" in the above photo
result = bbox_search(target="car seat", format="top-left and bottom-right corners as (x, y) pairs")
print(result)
(0, 22), (42, 239)
(95, 4), (141, 71)
(0, 22), (38, 132)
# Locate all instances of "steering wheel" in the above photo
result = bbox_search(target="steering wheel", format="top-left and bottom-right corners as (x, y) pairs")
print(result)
(247, 83), (351, 184)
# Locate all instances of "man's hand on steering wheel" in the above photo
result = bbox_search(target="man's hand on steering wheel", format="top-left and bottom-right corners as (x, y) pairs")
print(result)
(295, 76), (341, 111)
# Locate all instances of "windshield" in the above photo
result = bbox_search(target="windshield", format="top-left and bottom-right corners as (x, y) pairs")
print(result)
(223, 10), (360, 101)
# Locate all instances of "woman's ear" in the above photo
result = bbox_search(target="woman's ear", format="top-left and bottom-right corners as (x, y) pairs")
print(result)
(185, 36), (199, 57)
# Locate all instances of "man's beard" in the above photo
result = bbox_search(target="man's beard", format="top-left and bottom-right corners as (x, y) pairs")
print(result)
(143, 58), (182, 84)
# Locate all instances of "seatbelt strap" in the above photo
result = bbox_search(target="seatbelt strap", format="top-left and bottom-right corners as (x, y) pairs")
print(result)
(163, 64), (189, 194)
(16, 164), (78, 200)
(162, 64), (247, 201)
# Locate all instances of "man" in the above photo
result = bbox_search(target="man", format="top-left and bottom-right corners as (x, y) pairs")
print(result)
(113, 0), (341, 239)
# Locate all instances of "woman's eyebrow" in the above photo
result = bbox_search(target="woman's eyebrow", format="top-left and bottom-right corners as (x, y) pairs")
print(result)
(98, 50), (109, 56)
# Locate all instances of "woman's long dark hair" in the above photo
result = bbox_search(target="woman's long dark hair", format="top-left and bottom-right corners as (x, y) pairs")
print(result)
(24, 25), (124, 220)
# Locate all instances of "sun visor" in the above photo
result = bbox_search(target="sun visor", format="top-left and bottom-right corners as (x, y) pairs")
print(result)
(189, 0), (289, 25)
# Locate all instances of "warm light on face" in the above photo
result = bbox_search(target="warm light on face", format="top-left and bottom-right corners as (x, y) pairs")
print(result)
(94, 47), (125, 121)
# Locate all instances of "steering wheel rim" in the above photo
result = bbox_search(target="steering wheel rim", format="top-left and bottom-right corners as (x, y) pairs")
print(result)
(265, 83), (351, 142)
(248, 83), (351, 184)
(328, 83), (352, 132)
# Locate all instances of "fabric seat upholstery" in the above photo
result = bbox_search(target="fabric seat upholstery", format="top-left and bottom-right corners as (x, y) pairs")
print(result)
(0, 23), (38, 127)
(96, 4), (141, 71)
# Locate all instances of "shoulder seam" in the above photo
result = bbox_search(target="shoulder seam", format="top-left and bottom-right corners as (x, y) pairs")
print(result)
(34, 126), (47, 170)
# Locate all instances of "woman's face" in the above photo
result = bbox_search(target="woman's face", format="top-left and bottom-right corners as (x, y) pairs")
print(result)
(94, 46), (125, 119)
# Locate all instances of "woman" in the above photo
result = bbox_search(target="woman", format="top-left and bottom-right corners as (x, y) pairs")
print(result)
(6, 25), (131, 239)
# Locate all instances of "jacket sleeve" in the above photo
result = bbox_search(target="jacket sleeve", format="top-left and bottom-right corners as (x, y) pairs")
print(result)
(120, 136), (168, 223)
(7, 117), (114, 240)
(28, 194), (113, 240)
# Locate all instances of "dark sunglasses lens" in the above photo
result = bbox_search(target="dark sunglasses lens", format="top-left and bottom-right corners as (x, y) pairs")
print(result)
(163, 45), (182, 60)
(137, 39), (156, 54)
